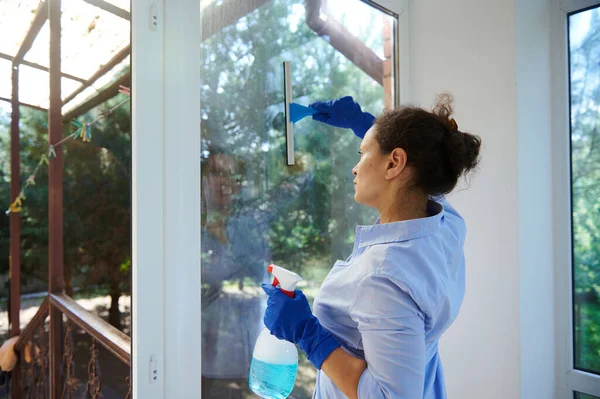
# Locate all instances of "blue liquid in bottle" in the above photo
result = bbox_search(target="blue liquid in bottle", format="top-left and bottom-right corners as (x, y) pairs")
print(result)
(249, 357), (298, 399)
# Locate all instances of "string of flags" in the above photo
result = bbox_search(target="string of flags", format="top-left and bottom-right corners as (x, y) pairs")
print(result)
(6, 85), (131, 215)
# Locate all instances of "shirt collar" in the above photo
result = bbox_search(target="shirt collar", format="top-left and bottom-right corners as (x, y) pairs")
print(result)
(356, 200), (445, 248)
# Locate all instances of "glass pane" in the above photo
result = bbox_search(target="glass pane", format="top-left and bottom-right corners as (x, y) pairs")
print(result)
(0, 0), (42, 56)
(23, 1), (129, 81)
(200, 0), (396, 397)
(569, 5), (600, 375)
(575, 392), (600, 399)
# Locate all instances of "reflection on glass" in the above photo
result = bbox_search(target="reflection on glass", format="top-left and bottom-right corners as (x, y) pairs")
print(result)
(569, 5), (600, 375)
(200, 0), (396, 397)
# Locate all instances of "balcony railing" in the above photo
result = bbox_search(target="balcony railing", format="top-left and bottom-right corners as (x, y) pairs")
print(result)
(12, 293), (131, 399)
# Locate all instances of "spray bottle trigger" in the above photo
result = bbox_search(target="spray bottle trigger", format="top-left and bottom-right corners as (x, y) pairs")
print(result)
(268, 264), (301, 298)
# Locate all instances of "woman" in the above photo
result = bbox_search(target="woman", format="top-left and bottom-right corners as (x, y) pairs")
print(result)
(261, 94), (481, 399)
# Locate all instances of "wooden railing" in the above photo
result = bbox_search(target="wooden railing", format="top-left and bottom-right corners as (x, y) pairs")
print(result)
(14, 298), (50, 354)
(12, 293), (131, 399)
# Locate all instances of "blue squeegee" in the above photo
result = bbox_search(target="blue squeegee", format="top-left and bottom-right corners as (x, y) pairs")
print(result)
(289, 103), (318, 123)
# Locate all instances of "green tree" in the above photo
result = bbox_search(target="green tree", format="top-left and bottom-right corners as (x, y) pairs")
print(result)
(62, 97), (131, 329)
(0, 95), (131, 330)
(0, 107), (51, 293)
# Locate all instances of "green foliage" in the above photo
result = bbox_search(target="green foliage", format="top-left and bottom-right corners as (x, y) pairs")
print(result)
(0, 106), (51, 290)
(63, 96), (131, 293)
(0, 108), (10, 286)
(0, 96), (131, 298)
(575, 301), (600, 373)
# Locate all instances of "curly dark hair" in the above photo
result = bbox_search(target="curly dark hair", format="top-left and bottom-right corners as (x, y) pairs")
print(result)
(374, 93), (481, 196)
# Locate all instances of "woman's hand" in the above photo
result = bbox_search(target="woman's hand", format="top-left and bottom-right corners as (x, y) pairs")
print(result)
(262, 284), (313, 343)
(261, 284), (368, 399)
(261, 284), (341, 369)
(309, 96), (376, 139)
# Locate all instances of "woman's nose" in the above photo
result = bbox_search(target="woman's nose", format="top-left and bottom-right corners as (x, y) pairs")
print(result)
(352, 166), (357, 176)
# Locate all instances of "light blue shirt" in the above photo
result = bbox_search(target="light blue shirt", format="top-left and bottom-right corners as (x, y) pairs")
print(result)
(312, 199), (466, 399)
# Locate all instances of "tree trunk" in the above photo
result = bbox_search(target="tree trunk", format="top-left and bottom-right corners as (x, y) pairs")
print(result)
(108, 281), (122, 330)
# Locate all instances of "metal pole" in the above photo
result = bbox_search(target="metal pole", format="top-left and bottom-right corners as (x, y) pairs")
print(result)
(10, 62), (23, 399)
(48, 0), (64, 397)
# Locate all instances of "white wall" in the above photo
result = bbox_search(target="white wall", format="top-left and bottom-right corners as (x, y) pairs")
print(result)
(407, 0), (555, 398)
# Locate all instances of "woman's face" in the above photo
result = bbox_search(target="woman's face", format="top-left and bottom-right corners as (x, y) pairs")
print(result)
(203, 154), (241, 213)
(352, 126), (390, 208)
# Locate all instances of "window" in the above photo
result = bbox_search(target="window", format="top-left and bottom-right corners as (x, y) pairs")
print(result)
(199, 0), (398, 397)
(566, 1), (600, 397)
(570, 3), (600, 376)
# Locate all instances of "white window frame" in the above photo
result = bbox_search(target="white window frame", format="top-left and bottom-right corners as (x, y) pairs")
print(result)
(131, 0), (201, 397)
(130, 0), (409, 398)
(553, 0), (600, 397)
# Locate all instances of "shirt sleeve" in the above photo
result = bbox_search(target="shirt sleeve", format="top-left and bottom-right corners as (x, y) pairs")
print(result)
(350, 275), (426, 399)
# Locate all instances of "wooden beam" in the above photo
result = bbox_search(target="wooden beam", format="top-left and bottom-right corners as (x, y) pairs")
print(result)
(48, 0), (64, 398)
(13, 0), (48, 65)
(9, 65), (21, 338)
(305, 0), (383, 86)
(0, 96), (47, 113)
(0, 52), (86, 83)
(82, 0), (130, 20)
(201, 0), (269, 40)
(63, 44), (130, 105)
(48, 0), (64, 295)
(63, 72), (130, 121)
(10, 63), (22, 399)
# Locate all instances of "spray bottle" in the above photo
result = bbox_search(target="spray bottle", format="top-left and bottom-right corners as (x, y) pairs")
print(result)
(249, 264), (303, 399)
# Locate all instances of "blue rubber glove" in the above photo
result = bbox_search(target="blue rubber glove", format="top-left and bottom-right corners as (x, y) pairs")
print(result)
(309, 96), (376, 139)
(262, 284), (341, 369)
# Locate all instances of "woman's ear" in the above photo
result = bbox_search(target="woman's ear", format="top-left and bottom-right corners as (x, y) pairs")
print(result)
(385, 148), (407, 180)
